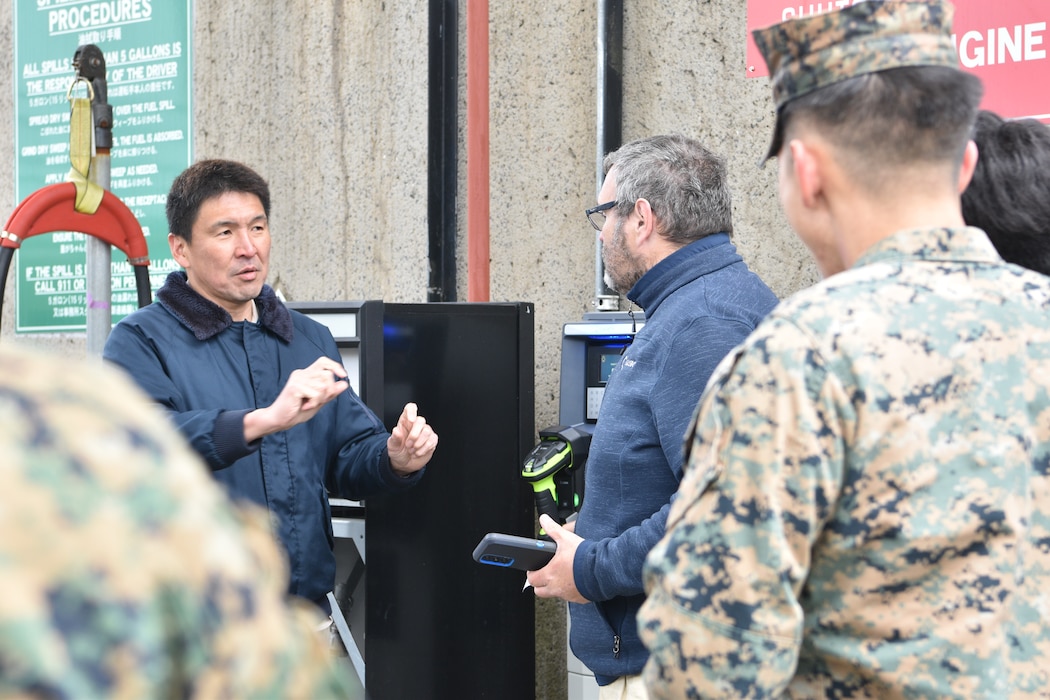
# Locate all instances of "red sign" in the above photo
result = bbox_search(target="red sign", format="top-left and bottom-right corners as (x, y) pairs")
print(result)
(745, 0), (1050, 121)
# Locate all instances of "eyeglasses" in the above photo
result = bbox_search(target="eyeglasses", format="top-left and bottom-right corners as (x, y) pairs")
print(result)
(585, 200), (617, 231)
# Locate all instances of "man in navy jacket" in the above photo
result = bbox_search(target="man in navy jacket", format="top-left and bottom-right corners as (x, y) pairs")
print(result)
(528, 135), (778, 697)
(104, 159), (438, 612)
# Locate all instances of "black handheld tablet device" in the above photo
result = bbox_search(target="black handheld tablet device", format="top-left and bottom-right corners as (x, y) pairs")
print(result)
(472, 532), (557, 571)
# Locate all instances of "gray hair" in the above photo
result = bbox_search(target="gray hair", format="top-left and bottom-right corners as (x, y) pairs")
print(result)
(603, 134), (733, 244)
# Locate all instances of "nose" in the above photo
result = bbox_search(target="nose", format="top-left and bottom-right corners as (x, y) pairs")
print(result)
(234, 229), (258, 257)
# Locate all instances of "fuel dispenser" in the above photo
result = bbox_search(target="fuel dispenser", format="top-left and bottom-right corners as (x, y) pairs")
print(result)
(558, 311), (640, 423)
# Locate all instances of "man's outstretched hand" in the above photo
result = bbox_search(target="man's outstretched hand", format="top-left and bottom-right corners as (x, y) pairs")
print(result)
(387, 402), (438, 476)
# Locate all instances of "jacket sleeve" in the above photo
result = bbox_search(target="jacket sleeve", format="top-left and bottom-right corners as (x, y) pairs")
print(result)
(312, 329), (424, 500)
(574, 315), (761, 603)
(324, 388), (424, 500)
(637, 318), (848, 699)
(103, 320), (257, 470)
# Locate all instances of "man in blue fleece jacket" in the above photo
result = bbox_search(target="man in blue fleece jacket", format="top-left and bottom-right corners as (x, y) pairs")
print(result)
(528, 134), (778, 698)
(104, 160), (438, 614)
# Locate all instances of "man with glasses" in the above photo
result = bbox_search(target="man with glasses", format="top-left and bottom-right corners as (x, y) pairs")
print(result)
(528, 134), (778, 699)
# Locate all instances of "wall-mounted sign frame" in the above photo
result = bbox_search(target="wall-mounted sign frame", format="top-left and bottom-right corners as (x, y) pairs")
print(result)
(745, 1), (1049, 121)
(13, 1), (192, 332)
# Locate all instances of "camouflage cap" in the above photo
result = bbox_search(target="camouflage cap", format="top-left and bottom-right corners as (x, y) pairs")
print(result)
(753, 1), (960, 161)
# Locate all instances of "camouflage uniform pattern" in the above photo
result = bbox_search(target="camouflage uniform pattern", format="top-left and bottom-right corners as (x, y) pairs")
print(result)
(752, 1), (958, 111)
(752, 0), (959, 159)
(637, 227), (1050, 698)
(0, 345), (358, 699)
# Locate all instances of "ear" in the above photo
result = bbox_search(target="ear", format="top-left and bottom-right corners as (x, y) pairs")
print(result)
(632, 197), (657, 244)
(957, 139), (978, 193)
(789, 139), (823, 209)
(169, 232), (190, 267)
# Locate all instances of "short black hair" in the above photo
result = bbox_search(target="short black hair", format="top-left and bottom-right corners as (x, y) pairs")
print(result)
(166, 160), (271, 242)
(779, 66), (983, 190)
(962, 111), (1050, 276)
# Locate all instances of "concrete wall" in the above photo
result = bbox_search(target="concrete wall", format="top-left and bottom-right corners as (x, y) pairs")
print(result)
(1, 1), (819, 698)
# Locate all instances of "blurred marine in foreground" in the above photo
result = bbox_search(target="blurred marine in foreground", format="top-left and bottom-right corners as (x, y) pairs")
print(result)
(0, 344), (358, 698)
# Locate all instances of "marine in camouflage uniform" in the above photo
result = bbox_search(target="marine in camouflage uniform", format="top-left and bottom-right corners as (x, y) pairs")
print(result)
(637, 2), (1050, 698)
(0, 344), (358, 699)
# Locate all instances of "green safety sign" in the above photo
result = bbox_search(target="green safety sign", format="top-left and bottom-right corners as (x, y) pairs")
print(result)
(13, 1), (192, 333)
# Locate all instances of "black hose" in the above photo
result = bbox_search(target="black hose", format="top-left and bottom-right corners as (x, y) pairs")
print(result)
(134, 265), (152, 308)
(0, 247), (13, 325)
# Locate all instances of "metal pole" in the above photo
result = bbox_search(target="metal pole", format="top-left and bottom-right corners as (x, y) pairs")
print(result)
(427, 0), (458, 302)
(594, 0), (623, 311)
(74, 45), (113, 356)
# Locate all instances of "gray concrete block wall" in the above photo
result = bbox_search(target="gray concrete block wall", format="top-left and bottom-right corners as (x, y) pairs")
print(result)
(192, 1), (431, 304)
(1, 1), (817, 698)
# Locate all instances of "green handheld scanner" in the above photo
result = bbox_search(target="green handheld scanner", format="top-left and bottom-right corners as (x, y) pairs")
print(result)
(521, 438), (572, 524)
(521, 424), (592, 535)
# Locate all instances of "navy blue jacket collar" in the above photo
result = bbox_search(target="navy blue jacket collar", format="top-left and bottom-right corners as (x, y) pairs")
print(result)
(156, 271), (294, 343)
(627, 233), (737, 316)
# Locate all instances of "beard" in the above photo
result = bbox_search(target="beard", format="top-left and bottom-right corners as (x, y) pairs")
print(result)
(601, 219), (646, 294)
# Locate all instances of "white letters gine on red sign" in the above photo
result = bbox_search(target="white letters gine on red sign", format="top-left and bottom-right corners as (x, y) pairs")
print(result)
(955, 22), (1047, 68)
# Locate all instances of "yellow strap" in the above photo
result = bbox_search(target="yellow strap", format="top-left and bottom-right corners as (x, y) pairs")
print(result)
(66, 83), (103, 214)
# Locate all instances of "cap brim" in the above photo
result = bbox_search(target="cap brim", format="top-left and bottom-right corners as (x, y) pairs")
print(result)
(759, 112), (784, 167)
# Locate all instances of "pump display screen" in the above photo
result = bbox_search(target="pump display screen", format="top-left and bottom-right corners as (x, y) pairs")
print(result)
(587, 341), (627, 386)
(598, 348), (621, 384)
(584, 340), (630, 421)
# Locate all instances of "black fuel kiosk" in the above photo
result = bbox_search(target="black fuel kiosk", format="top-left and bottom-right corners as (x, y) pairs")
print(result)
(289, 301), (536, 700)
